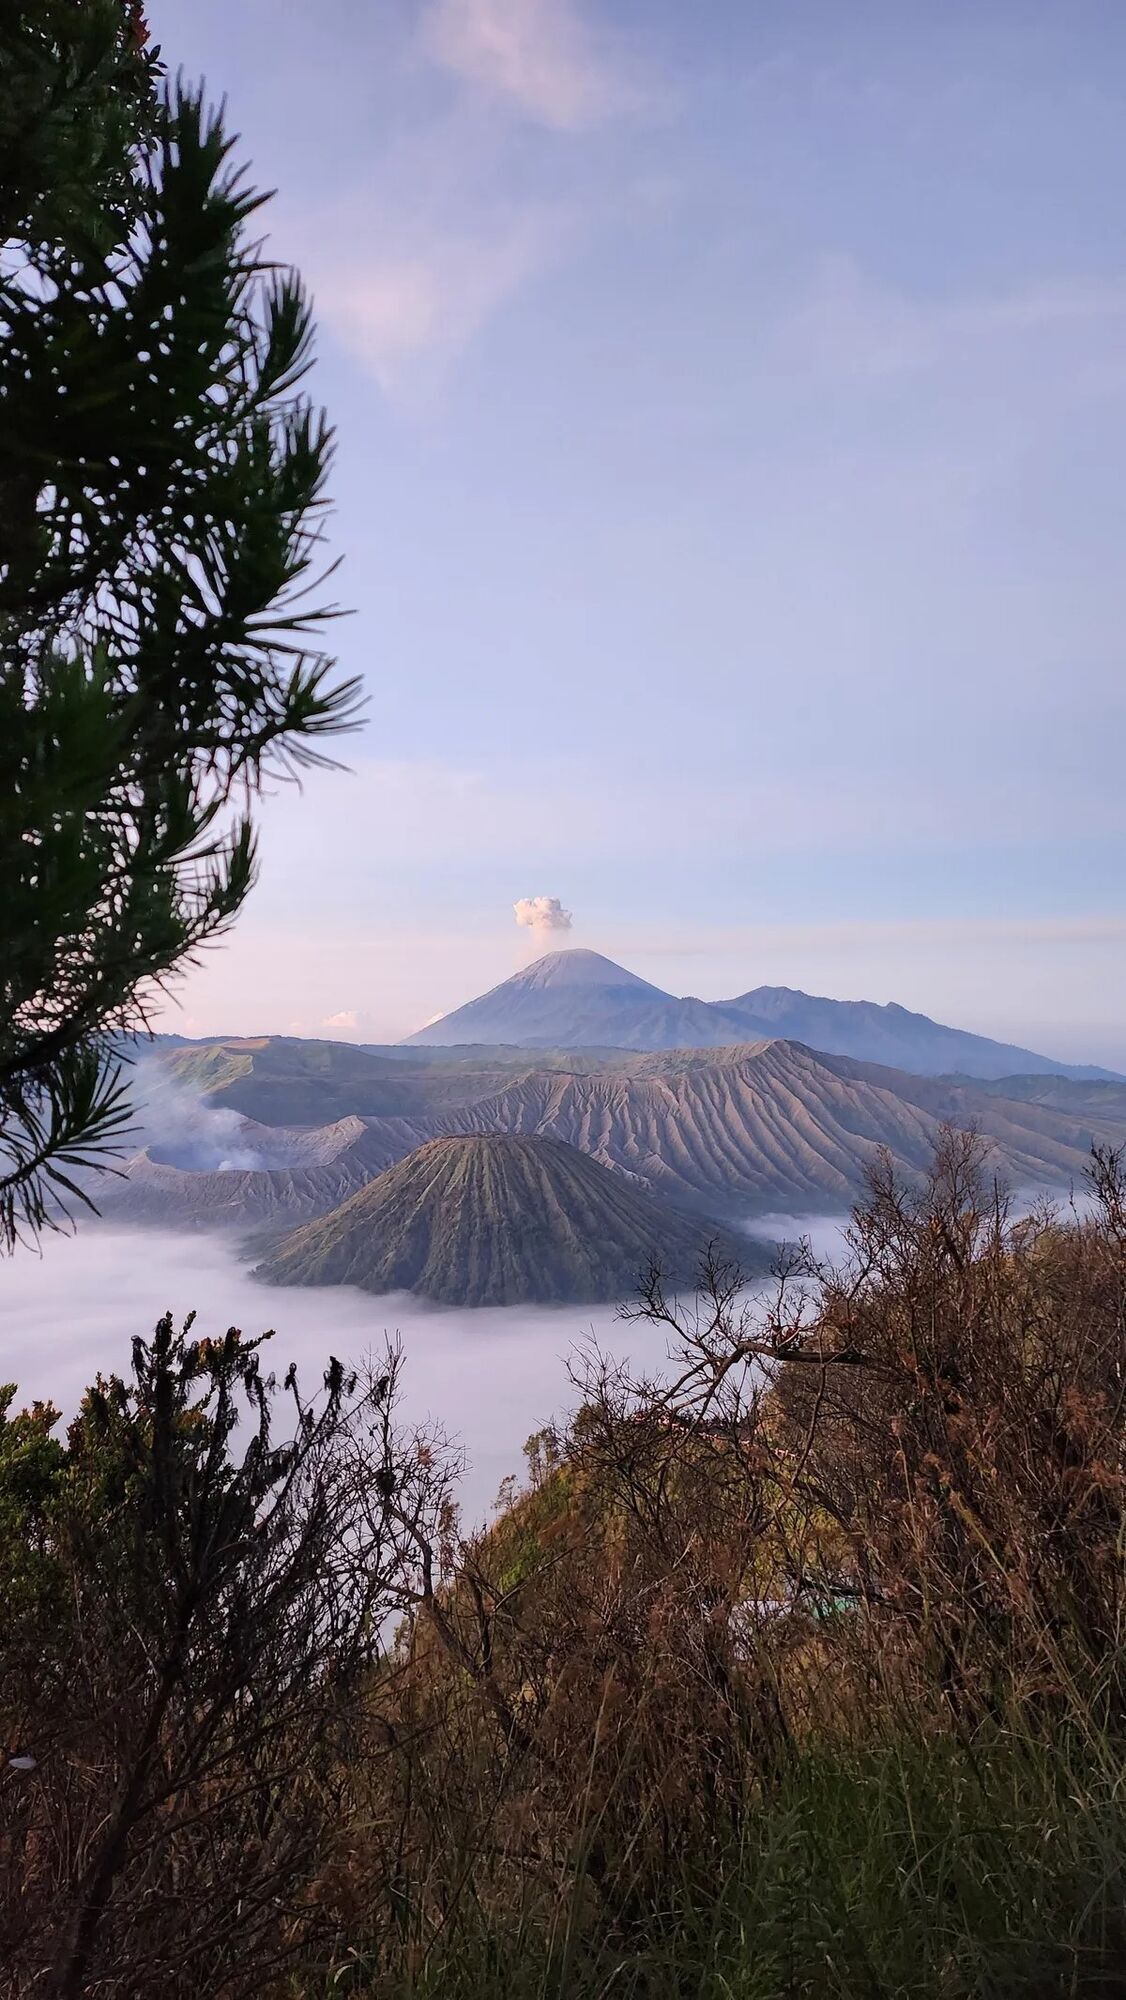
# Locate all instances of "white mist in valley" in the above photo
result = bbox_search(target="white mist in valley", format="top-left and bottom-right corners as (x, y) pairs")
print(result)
(0, 1227), (665, 1528)
(741, 1211), (853, 1265)
(128, 1060), (284, 1171)
(0, 1205), (863, 1527)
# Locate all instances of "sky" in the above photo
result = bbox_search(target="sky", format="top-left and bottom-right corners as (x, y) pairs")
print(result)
(146, 0), (1126, 1066)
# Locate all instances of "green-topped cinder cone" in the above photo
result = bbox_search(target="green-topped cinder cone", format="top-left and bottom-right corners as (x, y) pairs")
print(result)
(254, 1134), (764, 1307)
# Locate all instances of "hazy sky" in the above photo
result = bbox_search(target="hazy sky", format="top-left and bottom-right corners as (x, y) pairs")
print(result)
(146, 1), (1126, 1064)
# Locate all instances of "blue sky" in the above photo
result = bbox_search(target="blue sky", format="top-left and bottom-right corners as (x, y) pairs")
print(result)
(148, 0), (1126, 1063)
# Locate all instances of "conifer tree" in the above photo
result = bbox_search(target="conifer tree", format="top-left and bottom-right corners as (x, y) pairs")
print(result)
(0, 1), (359, 1246)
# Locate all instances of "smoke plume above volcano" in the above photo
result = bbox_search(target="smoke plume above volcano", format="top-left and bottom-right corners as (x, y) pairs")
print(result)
(513, 896), (573, 942)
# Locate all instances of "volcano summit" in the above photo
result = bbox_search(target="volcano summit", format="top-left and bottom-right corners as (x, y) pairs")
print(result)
(406, 950), (1114, 1080)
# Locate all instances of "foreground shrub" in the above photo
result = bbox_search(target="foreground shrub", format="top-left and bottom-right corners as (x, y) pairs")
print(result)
(353, 1727), (1126, 1999)
(2, 1138), (1124, 1997)
(0, 1322), (451, 1998)
(323, 1137), (1126, 1996)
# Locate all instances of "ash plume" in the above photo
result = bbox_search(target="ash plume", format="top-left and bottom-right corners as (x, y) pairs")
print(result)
(513, 896), (573, 942)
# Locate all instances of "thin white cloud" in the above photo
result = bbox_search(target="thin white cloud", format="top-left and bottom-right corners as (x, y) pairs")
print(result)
(629, 915), (1126, 958)
(282, 0), (645, 402)
(313, 208), (565, 399)
(419, 0), (625, 130)
(323, 1009), (360, 1030)
(778, 254), (1126, 384)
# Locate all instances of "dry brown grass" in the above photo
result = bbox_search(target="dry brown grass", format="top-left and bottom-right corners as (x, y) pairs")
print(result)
(319, 1136), (1126, 1995)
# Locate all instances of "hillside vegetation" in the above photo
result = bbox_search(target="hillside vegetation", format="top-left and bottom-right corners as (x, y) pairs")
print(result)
(6, 1136), (1126, 1997)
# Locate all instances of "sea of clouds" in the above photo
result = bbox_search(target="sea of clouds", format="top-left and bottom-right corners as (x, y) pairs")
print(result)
(0, 1202), (861, 1528)
(0, 1226), (672, 1528)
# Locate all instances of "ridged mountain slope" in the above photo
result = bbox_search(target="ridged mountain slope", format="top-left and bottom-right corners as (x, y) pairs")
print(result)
(945, 1074), (1126, 1117)
(402, 1042), (1126, 1216)
(255, 1135), (759, 1306)
(103, 1043), (1126, 1237)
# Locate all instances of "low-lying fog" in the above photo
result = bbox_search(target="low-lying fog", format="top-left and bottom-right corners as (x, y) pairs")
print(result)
(1, 1215), (852, 1528)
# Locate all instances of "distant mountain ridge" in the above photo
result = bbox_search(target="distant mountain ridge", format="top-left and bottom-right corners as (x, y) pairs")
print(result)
(407, 951), (750, 1056)
(103, 1037), (1126, 1236)
(415, 1040), (1126, 1218)
(405, 949), (1116, 1081)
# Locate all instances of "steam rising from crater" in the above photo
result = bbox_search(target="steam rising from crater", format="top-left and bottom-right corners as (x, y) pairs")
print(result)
(131, 1061), (271, 1172)
(514, 896), (573, 942)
